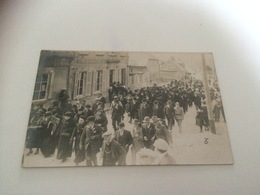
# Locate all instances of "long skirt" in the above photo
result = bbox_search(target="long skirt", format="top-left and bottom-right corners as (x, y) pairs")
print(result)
(57, 136), (72, 159)
(41, 136), (56, 157)
(74, 148), (85, 164)
(26, 127), (44, 148)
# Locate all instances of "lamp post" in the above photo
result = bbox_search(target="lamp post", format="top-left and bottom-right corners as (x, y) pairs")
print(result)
(201, 53), (216, 134)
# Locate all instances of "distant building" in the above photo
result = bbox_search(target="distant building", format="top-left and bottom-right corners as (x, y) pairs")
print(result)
(34, 51), (128, 105)
(128, 65), (148, 89)
(160, 58), (187, 82)
(147, 59), (160, 85)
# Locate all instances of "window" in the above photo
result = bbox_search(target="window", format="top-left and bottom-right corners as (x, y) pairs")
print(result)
(74, 72), (87, 98)
(109, 69), (114, 85)
(96, 70), (103, 91)
(76, 72), (85, 96)
(121, 69), (126, 85)
(33, 73), (49, 101)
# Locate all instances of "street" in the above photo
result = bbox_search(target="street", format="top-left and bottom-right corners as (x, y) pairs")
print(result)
(22, 103), (233, 167)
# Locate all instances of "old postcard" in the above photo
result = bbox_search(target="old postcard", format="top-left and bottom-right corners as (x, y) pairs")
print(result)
(22, 51), (233, 167)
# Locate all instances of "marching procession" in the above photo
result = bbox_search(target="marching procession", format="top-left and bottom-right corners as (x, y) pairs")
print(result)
(24, 78), (226, 166)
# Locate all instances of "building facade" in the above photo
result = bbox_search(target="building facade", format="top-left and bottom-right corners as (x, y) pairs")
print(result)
(147, 59), (160, 85)
(160, 58), (187, 82)
(33, 51), (129, 106)
(128, 65), (148, 90)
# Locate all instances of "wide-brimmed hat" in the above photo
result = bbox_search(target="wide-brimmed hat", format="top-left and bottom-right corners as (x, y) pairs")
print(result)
(143, 116), (151, 123)
(151, 116), (159, 123)
(78, 107), (84, 111)
(79, 115), (86, 120)
(36, 109), (45, 115)
(64, 111), (73, 118)
(153, 139), (169, 151)
(85, 104), (91, 108)
(86, 116), (95, 123)
(45, 111), (52, 116)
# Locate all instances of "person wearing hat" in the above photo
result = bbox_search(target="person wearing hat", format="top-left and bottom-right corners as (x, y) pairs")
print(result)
(48, 101), (62, 117)
(92, 98), (101, 114)
(101, 131), (126, 166)
(141, 116), (156, 149)
(153, 139), (176, 165)
(94, 108), (108, 132)
(125, 97), (133, 123)
(131, 119), (144, 165)
(152, 101), (159, 117)
(80, 116), (103, 166)
(40, 111), (61, 158)
(164, 100), (175, 131)
(58, 88), (70, 113)
(74, 107), (86, 123)
(200, 101), (209, 131)
(138, 98), (151, 122)
(98, 92), (106, 106)
(213, 98), (221, 122)
(194, 92), (202, 109)
(108, 85), (114, 105)
(57, 111), (77, 162)
(26, 109), (46, 155)
(181, 92), (188, 114)
(111, 98), (124, 131)
(158, 118), (168, 128)
(84, 104), (94, 119)
(114, 122), (133, 154)
(72, 115), (87, 164)
(174, 102), (184, 133)
(151, 116), (173, 145)
(130, 97), (139, 121)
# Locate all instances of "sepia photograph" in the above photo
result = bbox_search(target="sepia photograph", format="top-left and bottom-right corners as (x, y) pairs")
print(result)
(22, 51), (234, 167)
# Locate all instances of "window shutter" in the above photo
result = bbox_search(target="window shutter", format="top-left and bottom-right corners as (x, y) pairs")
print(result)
(102, 70), (105, 92)
(118, 69), (121, 83)
(48, 71), (55, 99)
(86, 71), (92, 95)
(92, 71), (96, 92)
(73, 72), (79, 99)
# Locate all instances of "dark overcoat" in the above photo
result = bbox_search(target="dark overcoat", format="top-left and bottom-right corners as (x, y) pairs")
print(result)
(101, 140), (126, 166)
(80, 124), (103, 159)
(114, 130), (133, 153)
(57, 117), (76, 159)
(139, 102), (151, 122)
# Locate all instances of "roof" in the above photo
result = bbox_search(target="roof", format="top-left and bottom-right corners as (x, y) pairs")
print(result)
(160, 58), (187, 72)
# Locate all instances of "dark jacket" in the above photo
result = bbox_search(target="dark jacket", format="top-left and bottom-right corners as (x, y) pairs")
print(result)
(102, 140), (126, 166)
(111, 104), (124, 120)
(95, 114), (108, 132)
(114, 130), (133, 153)
(80, 124), (103, 156)
(141, 123), (156, 149)
(57, 117), (76, 159)
(139, 102), (151, 121)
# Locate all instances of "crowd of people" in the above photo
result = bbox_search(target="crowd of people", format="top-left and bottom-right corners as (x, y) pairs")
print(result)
(25, 78), (225, 166)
